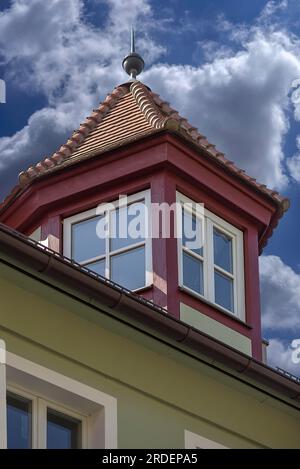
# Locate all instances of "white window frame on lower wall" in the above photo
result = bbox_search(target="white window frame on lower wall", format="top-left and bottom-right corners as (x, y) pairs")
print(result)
(177, 192), (245, 321)
(7, 385), (89, 448)
(63, 189), (152, 291)
(184, 430), (227, 449)
(0, 344), (117, 449)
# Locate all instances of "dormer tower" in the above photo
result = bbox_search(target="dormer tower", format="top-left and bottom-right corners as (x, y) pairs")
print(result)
(0, 37), (289, 362)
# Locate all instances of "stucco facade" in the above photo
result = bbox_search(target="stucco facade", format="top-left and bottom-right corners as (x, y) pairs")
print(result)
(0, 80), (299, 449)
(1, 242), (299, 449)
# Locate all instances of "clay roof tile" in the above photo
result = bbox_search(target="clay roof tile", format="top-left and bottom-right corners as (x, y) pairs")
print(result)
(0, 80), (289, 249)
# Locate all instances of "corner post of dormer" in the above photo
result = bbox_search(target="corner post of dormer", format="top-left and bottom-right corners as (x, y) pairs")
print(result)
(40, 215), (61, 253)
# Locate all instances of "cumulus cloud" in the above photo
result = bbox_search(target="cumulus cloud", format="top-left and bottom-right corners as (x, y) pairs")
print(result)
(0, 0), (163, 195)
(287, 80), (300, 181)
(287, 135), (300, 181)
(1, 0), (300, 197)
(260, 255), (300, 331)
(145, 27), (300, 189)
(260, 255), (300, 376)
(1, 0), (300, 196)
(259, 0), (288, 23)
(267, 339), (300, 377)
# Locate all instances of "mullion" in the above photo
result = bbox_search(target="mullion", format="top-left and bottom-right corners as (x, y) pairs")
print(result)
(72, 196), (148, 288)
(80, 254), (106, 266)
(80, 241), (147, 267)
(109, 243), (146, 273)
(109, 240), (146, 258)
(213, 264), (234, 280)
(182, 245), (204, 262)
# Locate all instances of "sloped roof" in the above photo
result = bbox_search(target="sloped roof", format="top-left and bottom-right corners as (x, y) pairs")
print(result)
(0, 80), (289, 222)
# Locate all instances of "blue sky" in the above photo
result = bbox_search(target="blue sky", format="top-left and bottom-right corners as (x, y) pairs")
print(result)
(1, 0), (300, 375)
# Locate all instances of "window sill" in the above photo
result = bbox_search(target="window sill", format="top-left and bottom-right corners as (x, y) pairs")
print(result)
(178, 285), (252, 329)
(132, 284), (153, 295)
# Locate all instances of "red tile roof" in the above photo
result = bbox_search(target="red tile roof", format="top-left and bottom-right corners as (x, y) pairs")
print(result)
(0, 80), (289, 249)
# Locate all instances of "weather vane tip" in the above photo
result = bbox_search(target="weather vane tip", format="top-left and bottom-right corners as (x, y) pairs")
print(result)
(122, 27), (144, 80)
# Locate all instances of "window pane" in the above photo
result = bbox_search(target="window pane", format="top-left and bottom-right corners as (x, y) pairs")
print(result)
(7, 393), (32, 449)
(182, 210), (203, 256)
(47, 409), (81, 449)
(214, 271), (234, 312)
(86, 259), (105, 277)
(110, 202), (146, 252)
(183, 251), (204, 295)
(213, 228), (232, 273)
(111, 246), (145, 290)
(72, 215), (106, 263)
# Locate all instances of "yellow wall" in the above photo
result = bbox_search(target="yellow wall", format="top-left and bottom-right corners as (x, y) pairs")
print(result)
(0, 260), (300, 448)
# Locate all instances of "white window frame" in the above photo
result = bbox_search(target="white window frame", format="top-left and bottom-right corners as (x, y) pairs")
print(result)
(177, 192), (245, 321)
(184, 430), (227, 449)
(63, 190), (152, 290)
(0, 346), (117, 449)
(6, 385), (89, 449)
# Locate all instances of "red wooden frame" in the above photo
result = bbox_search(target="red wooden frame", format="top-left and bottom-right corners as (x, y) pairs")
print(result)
(0, 132), (279, 360)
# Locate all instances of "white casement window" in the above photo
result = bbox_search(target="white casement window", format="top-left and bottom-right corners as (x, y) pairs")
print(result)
(6, 387), (87, 449)
(184, 430), (227, 449)
(63, 190), (152, 291)
(177, 192), (245, 320)
(0, 347), (117, 449)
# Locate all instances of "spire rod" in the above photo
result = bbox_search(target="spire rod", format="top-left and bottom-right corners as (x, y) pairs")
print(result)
(122, 28), (144, 80)
(131, 26), (135, 53)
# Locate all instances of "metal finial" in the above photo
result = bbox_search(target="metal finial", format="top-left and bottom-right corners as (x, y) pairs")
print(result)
(122, 27), (144, 80)
(131, 26), (135, 53)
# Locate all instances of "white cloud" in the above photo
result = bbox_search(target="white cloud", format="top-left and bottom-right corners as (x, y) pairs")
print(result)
(287, 79), (300, 182)
(0, 0), (163, 192)
(215, 13), (233, 33)
(195, 39), (232, 62)
(1, 0), (300, 194)
(287, 135), (300, 181)
(145, 28), (300, 189)
(0, 0), (163, 100)
(260, 255), (300, 331)
(267, 338), (300, 377)
(0, 103), (84, 171)
(259, 0), (288, 23)
(260, 255), (300, 375)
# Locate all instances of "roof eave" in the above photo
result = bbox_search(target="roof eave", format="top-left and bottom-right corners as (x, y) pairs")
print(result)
(0, 222), (299, 409)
